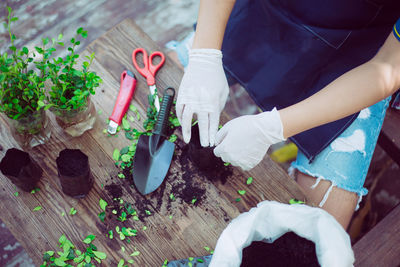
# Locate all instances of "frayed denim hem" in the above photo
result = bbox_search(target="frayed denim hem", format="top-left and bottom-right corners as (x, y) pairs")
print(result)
(291, 162), (368, 211)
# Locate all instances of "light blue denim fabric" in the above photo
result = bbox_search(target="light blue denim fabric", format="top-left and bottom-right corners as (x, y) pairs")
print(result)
(292, 97), (391, 208)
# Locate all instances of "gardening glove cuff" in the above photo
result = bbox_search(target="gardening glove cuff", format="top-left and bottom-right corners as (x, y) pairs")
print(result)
(214, 108), (286, 171)
(176, 48), (229, 147)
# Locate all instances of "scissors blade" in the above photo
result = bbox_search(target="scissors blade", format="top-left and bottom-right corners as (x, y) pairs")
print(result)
(149, 84), (160, 112)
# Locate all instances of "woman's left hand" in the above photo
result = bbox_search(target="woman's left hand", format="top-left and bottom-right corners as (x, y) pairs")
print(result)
(214, 108), (286, 171)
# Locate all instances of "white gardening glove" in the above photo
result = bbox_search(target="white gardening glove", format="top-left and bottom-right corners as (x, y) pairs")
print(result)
(214, 108), (286, 171)
(176, 49), (229, 147)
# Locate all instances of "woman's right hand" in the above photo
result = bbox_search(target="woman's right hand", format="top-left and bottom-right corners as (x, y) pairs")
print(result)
(176, 48), (229, 147)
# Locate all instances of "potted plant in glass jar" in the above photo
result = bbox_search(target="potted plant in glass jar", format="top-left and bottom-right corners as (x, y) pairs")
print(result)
(0, 7), (51, 148)
(43, 27), (102, 137)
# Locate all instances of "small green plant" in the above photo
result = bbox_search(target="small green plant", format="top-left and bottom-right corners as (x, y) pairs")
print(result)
(41, 234), (107, 267)
(41, 27), (102, 112)
(0, 7), (46, 121)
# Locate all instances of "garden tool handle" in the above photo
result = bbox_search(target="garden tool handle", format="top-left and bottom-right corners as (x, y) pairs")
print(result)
(132, 48), (165, 86)
(109, 70), (137, 124)
(153, 87), (175, 136)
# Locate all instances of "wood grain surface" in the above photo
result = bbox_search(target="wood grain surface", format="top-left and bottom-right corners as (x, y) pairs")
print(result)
(0, 19), (305, 266)
(378, 108), (400, 166)
(353, 203), (400, 267)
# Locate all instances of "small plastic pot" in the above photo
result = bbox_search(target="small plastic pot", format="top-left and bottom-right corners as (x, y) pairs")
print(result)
(0, 148), (43, 192)
(7, 109), (51, 149)
(50, 97), (96, 137)
(56, 149), (93, 198)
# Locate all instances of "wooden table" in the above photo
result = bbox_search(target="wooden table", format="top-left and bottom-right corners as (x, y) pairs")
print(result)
(0, 19), (305, 266)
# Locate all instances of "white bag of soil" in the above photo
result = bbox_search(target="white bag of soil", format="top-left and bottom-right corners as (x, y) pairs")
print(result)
(209, 200), (354, 267)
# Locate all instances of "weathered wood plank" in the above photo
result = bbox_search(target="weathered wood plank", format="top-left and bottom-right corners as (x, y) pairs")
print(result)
(378, 108), (400, 166)
(353, 203), (400, 267)
(0, 19), (305, 266)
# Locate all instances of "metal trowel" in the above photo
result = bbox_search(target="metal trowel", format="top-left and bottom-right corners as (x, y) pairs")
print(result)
(132, 87), (175, 195)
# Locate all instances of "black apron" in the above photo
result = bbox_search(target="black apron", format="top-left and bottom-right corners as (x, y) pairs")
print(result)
(222, 0), (400, 161)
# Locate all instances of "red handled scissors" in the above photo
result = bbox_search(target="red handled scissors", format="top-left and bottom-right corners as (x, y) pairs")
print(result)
(132, 48), (165, 112)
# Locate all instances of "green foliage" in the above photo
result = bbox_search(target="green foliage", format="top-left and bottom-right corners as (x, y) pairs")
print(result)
(42, 27), (102, 111)
(41, 234), (107, 267)
(1, 6), (102, 124)
(0, 7), (46, 120)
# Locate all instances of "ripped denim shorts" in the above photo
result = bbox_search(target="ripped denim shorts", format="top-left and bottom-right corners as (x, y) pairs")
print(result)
(291, 97), (391, 209)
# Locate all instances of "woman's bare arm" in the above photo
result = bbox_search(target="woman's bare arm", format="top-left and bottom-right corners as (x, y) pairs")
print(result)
(192, 0), (236, 49)
(279, 33), (400, 138)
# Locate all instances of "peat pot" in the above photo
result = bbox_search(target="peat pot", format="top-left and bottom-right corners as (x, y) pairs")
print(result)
(7, 109), (51, 149)
(56, 148), (93, 198)
(0, 148), (43, 192)
(50, 97), (96, 137)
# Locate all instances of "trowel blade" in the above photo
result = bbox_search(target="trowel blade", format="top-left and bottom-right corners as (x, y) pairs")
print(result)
(132, 135), (175, 195)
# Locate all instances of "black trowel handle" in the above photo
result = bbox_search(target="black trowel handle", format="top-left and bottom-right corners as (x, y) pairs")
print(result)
(153, 87), (175, 136)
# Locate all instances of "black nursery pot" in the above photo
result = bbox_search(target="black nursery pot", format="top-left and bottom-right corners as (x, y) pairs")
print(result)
(56, 149), (93, 198)
(0, 148), (43, 192)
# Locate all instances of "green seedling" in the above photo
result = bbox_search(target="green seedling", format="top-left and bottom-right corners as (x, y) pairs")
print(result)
(168, 134), (177, 142)
(69, 207), (77, 215)
(99, 199), (108, 211)
(83, 235), (96, 244)
(246, 177), (253, 185)
(31, 187), (40, 194)
(33, 206), (42, 211)
(113, 149), (120, 161)
(130, 251), (140, 257)
(117, 212), (127, 222)
(289, 198), (305, 205)
(238, 190), (246, 195)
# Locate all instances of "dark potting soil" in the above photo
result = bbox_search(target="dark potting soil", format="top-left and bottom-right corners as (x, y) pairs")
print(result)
(105, 184), (123, 199)
(187, 125), (232, 184)
(0, 148), (31, 177)
(99, 125), (233, 223)
(56, 149), (89, 176)
(241, 232), (319, 267)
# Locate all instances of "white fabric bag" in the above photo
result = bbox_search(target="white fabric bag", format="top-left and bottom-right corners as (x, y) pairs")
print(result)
(209, 200), (354, 267)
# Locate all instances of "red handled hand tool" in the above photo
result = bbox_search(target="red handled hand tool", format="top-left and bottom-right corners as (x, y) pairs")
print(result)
(108, 70), (137, 134)
(132, 48), (165, 112)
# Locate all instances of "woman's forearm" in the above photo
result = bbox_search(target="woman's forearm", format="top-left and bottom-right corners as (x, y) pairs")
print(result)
(192, 0), (236, 49)
(279, 33), (400, 139)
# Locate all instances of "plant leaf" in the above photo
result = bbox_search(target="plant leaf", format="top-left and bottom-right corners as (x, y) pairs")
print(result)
(112, 149), (120, 161)
(99, 199), (108, 211)
(237, 190), (246, 195)
(93, 250), (107, 260)
(289, 198), (305, 205)
(83, 234), (96, 244)
(246, 177), (253, 185)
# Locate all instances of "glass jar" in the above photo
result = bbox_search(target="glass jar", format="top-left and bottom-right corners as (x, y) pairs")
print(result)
(8, 109), (51, 149)
(50, 97), (96, 137)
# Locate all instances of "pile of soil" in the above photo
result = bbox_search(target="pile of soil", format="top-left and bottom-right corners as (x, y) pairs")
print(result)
(187, 125), (232, 184)
(241, 232), (319, 267)
(98, 125), (234, 223)
(0, 148), (42, 191)
(56, 149), (93, 198)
